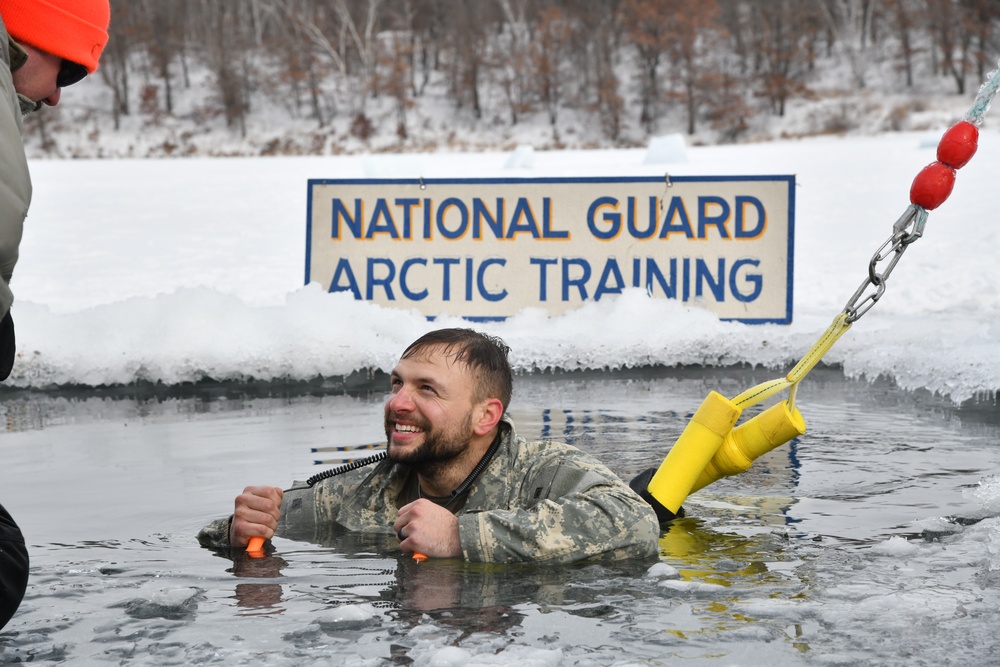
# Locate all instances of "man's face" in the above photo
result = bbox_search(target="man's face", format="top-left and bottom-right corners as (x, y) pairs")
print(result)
(11, 43), (63, 106)
(384, 345), (479, 467)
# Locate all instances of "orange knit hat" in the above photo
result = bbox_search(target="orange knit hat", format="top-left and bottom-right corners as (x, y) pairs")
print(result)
(0, 0), (110, 73)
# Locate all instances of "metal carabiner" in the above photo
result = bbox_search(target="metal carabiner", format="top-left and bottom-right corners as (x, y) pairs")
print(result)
(891, 204), (927, 246)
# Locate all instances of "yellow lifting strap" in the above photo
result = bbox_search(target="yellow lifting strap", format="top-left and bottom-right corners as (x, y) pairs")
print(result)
(645, 313), (853, 515)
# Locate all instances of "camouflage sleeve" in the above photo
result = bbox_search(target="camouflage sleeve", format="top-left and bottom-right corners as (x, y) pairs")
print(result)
(196, 516), (233, 549)
(457, 456), (660, 564)
(196, 481), (321, 550)
(196, 465), (388, 551)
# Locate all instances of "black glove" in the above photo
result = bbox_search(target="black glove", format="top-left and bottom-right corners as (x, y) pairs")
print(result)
(629, 467), (684, 526)
(0, 503), (29, 630)
(0, 310), (14, 381)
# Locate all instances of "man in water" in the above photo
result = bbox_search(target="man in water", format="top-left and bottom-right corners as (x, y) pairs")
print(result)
(1, 0), (111, 629)
(199, 328), (660, 563)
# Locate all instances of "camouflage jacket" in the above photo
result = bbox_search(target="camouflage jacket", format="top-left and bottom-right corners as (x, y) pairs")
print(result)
(199, 417), (660, 564)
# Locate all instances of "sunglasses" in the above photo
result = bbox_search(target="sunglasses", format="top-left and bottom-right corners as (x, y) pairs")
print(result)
(57, 60), (88, 88)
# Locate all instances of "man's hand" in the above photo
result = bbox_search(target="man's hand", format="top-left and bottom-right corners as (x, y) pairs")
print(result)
(230, 486), (283, 548)
(393, 499), (462, 559)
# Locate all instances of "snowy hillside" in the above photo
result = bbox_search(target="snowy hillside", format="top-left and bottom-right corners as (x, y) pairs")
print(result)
(19, 46), (991, 160)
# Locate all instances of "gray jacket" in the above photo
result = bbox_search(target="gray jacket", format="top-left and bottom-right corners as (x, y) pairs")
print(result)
(199, 418), (661, 564)
(0, 14), (32, 320)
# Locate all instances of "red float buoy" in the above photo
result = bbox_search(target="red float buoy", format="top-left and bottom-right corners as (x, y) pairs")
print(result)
(909, 161), (956, 210)
(936, 120), (979, 169)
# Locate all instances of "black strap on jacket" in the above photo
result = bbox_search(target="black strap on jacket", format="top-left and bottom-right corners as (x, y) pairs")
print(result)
(0, 310), (14, 381)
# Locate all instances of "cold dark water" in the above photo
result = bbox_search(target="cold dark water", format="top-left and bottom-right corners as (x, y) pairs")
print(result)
(2, 367), (999, 666)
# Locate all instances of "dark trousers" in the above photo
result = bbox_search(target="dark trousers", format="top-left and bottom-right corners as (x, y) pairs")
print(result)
(0, 502), (28, 630)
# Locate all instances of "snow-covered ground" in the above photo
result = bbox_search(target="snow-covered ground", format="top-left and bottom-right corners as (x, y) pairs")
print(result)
(6, 121), (1000, 405)
(4, 49), (999, 404)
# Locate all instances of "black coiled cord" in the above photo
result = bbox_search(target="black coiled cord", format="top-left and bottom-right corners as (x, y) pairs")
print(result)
(304, 451), (387, 487)
(300, 423), (505, 497)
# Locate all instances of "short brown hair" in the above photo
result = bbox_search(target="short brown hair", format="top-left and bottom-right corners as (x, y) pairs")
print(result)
(401, 328), (513, 409)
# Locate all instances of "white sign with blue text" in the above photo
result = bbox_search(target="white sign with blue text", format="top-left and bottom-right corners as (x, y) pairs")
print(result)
(305, 176), (795, 323)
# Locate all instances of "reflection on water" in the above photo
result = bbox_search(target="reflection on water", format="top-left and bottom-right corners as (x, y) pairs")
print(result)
(2, 367), (1000, 665)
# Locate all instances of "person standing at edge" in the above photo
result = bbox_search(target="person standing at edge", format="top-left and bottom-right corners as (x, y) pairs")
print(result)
(0, 0), (111, 629)
(199, 328), (661, 564)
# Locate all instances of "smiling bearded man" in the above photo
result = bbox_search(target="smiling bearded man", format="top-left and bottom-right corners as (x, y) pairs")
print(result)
(383, 347), (480, 471)
(199, 328), (660, 564)
(383, 332), (507, 501)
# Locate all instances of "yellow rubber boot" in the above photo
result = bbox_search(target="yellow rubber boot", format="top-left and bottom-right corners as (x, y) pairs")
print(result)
(690, 400), (806, 494)
(644, 391), (742, 518)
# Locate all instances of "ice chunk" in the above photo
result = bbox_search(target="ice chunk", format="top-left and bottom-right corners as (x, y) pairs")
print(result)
(659, 580), (725, 592)
(116, 587), (202, 620)
(428, 646), (473, 667)
(988, 521), (1000, 571)
(643, 133), (687, 164)
(869, 535), (919, 556)
(965, 475), (1000, 514)
(504, 144), (535, 169)
(361, 154), (426, 178)
(645, 562), (680, 579)
(426, 645), (563, 666)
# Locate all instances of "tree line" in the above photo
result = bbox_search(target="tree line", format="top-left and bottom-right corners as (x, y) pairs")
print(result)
(96, 0), (999, 144)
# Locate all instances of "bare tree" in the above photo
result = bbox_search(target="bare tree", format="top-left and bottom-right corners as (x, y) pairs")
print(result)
(264, 0), (337, 127)
(496, 0), (535, 124)
(817, 0), (878, 88)
(334, 0), (385, 103)
(559, 0), (626, 140)
(622, 0), (671, 132)
(445, 0), (494, 121)
(102, 0), (142, 128)
(926, 0), (976, 93)
(751, 0), (816, 116)
(885, 0), (920, 87)
(192, 0), (257, 136)
(409, 0), (454, 99)
(663, 0), (726, 134)
(532, 6), (574, 139)
(147, 1), (181, 114)
(963, 0), (1000, 82)
(378, 31), (414, 138)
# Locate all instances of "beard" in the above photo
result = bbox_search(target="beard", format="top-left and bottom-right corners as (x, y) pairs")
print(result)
(385, 411), (474, 473)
